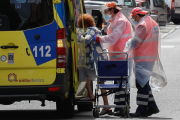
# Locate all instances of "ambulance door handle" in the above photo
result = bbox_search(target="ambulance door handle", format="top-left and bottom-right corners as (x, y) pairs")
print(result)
(1, 45), (18, 49)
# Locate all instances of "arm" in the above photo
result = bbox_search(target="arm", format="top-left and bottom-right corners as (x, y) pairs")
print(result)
(98, 20), (127, 49)
(124, 25), (146, 52)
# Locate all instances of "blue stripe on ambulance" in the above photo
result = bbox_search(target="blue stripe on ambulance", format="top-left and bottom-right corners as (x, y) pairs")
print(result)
(55, 2), (66, 27)
(24, 20), (59, 66)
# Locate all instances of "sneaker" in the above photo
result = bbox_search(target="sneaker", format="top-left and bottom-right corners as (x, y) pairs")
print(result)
(99, 109), (112, 115)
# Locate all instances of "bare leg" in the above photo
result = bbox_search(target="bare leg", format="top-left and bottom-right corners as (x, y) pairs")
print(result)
(100, 81), (110, 110)
(86, 76), (94, 99)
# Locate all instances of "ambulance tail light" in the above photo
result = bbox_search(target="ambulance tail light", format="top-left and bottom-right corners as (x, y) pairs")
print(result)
(57, 28), (66, 68)
(171, 0), (174, 10)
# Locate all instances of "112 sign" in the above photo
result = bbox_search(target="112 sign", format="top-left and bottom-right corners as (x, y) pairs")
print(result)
(33, 45), (51, 57)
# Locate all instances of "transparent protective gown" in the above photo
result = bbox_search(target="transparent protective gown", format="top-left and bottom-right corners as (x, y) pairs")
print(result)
(124, 15), (167, 91)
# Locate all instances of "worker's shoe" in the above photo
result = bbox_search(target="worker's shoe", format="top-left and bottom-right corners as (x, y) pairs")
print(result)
(148, 108), (159, 116)
(129, 112), (148, 117)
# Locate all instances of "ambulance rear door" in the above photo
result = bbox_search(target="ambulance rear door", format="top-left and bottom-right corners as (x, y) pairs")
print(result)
(0, 0), (57, 86)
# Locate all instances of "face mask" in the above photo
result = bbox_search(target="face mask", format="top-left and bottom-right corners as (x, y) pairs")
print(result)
(104, 14), (111, 22)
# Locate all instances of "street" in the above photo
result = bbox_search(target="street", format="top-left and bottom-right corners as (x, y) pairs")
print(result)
(0, 22), (179, 120)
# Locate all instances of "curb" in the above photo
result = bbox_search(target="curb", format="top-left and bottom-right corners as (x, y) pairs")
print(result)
(161, 25), (180, 39)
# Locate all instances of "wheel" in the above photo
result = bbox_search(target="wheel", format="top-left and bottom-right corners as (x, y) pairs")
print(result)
(125, 102), (129, 118)
(93, 108), (99, 118)
(77, 102), (93, 111)
(173, 19), (180, 24)
(93, 109), (97, 118)
(56, 88), (75, 118)
(120, 108), (126, 117)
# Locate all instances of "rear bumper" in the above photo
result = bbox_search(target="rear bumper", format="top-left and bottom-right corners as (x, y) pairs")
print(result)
(0, 85), (62, 100)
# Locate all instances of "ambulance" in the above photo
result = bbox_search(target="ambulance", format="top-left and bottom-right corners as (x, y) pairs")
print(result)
(0, 0), (91, 118)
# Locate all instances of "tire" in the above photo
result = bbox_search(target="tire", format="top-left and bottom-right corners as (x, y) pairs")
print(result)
(77, 103), (93, 111)
(120, 108), (126, 117)
(56, 88), (75, 118)
(173, 19), (180, 24)
(93, 108), (99, 118)
(126, 102), (129, 118)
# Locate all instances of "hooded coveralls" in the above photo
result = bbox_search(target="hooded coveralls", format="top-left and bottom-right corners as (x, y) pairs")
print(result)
(124, 15), (167, 114)
(99, 11), (133, 110)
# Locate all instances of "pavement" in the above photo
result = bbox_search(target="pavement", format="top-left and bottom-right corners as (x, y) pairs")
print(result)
(160, 22), (180, 39)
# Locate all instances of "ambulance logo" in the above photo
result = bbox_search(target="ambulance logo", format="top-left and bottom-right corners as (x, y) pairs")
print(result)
(8, 73), (18, 82)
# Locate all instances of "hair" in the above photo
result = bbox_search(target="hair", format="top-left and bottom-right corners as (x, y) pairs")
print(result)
(109, 7), (120, 14)
(137, 14), (146, 17)
(77, 14), (96, 28)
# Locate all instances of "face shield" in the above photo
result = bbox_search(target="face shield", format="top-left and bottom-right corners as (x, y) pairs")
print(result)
(100, 6), (112, 22)
(127, 12), (137, 30)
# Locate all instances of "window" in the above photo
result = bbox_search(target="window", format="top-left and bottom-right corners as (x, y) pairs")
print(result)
(0, 0), (53, 31)
(124, 0), (136, 6)
(142, 2), (150, 8)
(153, 0), (165, 7)
(124, 0), (132, 6)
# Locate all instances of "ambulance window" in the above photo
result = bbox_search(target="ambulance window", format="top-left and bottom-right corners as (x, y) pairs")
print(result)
(0, 0), (53, 31)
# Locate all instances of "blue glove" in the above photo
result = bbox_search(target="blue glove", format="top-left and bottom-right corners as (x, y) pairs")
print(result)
(92, 35), (97, 41)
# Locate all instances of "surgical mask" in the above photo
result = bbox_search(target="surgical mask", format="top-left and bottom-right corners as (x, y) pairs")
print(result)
(104, 14), (111, 22)
(133, 19), (138, 25)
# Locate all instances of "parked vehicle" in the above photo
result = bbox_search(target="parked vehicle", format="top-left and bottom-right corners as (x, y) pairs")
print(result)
(136, 0), (150, 8)
(149, 0), (167, 26)
(85, 0), (157, 33)
(0, 0), (92, 118)
(171, 0), (180, 24)
(136, 0), (167, 26)
(135, 0), (158, 23)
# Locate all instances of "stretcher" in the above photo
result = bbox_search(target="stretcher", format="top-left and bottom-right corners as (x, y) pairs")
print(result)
(93, 52), (130, 118)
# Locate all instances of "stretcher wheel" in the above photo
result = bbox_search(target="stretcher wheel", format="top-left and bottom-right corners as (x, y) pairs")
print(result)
(120, 108), (126, 117)
(125, 101), (129, 118)
(93, 108), (99, 118)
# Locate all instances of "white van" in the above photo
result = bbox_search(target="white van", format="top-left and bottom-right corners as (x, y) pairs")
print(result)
(149, 0), (167, 26)
(171, 0), (180, 24)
